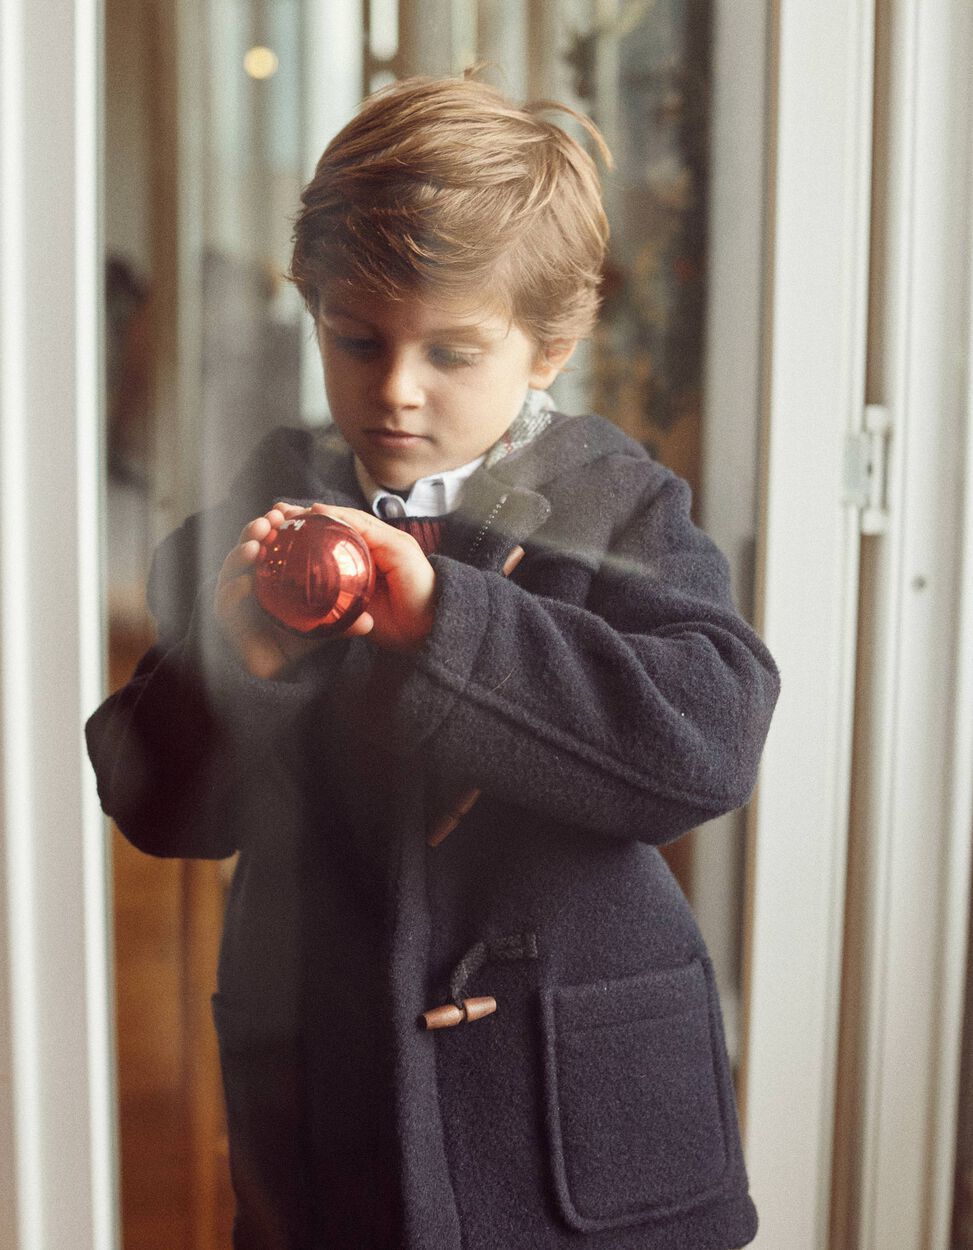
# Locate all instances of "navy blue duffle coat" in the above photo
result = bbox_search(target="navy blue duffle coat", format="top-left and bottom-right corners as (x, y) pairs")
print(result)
(87, 412), (780, 1249)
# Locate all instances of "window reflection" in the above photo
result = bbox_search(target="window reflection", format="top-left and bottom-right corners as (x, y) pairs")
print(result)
(104, 2), (747, 1245)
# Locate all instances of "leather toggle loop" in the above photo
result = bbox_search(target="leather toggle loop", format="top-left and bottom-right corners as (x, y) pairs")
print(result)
(420, 996), (497, 1030)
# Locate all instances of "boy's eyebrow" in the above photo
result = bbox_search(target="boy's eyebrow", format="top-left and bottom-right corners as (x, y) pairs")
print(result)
(321, 303), (506, 344)
(319, 304), (371, 327)
(426, 325), (498, 344)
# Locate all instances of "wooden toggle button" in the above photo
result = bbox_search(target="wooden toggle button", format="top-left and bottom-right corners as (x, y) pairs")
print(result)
(420, 996), (497, 1030)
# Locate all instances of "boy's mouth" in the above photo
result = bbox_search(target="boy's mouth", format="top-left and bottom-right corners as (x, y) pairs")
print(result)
(364, 428), (427, 448)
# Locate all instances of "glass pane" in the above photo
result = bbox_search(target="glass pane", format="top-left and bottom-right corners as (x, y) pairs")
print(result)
(102, 0), (768, 1241)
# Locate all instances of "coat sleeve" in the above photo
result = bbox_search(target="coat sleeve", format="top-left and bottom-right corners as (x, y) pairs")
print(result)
(86, 623), (242, 860)
(332, 470), (780, 845)
(84, 516), (340, 859)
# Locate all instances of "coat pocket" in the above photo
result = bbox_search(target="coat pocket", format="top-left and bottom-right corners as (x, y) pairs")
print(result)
(540, 956), (732, 1233)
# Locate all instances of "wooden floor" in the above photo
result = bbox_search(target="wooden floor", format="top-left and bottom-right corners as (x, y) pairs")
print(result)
(111, 625), (235, 1249)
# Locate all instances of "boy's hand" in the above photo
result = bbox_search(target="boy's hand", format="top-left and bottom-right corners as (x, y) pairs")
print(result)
(298, 504), (436, 652)
(214, 502), (436, 679)
(215, 503), (333, 680)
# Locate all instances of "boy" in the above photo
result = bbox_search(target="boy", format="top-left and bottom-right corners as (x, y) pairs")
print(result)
(87, 75), (779, 1249)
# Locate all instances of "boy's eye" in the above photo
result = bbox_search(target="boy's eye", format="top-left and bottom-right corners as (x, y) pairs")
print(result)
(429, 346), (479, 368)
(333, 335), (378, 358)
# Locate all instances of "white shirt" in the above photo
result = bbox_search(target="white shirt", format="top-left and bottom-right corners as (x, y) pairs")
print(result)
(354, 453), (485, 520)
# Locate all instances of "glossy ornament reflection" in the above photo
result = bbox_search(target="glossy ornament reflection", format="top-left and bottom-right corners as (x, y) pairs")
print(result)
(254, 514), (375, 636)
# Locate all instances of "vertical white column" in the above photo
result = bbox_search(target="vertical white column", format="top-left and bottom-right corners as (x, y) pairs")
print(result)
(400, 0), (455, 76)
(852, 1), (973, 1245)
(0, 0), (118, 1248)
(525, 0), (562, 98)
(476, 0), (527, 97)
(299, 0), (365, 426)
(743, 1), (875, 1246)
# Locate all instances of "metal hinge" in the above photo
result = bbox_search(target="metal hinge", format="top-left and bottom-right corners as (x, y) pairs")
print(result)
(844, 405), (891, 534)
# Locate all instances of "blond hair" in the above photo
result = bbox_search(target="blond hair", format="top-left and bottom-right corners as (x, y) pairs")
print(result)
(289, 74), (612, 346)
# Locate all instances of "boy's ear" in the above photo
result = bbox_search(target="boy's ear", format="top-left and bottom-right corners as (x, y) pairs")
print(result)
(529, 339), (578, 389)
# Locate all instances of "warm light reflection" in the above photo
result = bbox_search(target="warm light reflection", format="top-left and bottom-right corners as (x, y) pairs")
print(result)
(333, 540), (366, 578)
(243, 45), (279, 80)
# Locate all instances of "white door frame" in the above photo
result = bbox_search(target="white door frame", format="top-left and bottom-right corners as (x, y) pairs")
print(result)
(745, 3), (973, 1249)
(850, 2), (973, 1246)
(742, 2), (876, 1246)
(0, 0), (118, 1247)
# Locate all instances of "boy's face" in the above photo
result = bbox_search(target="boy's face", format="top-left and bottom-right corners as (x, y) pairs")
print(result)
(316, 290), (574, 490)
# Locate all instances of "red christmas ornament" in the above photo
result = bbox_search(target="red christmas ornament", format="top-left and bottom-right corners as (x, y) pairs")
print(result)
(254, 513), (375, 637)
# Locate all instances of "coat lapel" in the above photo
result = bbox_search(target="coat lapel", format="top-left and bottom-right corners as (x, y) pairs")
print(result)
(438, 467), (551, 571)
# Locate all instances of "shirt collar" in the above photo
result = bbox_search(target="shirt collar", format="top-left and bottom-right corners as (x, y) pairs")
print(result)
(353, 388), (554, 520)
(354, 453), (486, 520)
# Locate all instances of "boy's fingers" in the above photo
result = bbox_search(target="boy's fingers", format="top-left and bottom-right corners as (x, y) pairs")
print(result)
(309, 505), (424, 573)
(218, 540), (262, 586)
(236, 506), (300, 549)
(237, 515), (271, 545)
(312, 504), (391, 531)
(341, 611), (374, 638)
(225, 502), (305, 585)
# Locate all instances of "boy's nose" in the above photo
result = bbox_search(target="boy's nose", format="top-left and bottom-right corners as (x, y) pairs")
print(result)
(376, 353), (424, 410)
